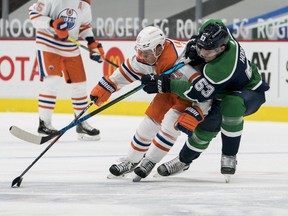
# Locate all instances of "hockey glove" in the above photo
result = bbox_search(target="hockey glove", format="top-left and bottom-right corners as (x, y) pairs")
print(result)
(51, 18), (68, 41)
(184, 35), (205, 66)
(176, 106), (204, 137)
(90, 77), (116, 106)
(88, 41), (105, 63)
(141, 74), (170, 94)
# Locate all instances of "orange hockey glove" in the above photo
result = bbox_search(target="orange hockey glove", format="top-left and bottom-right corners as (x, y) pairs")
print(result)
(51, 18), (68, 41)
(176, 106), (204, 137)
(88, 41), (105, 63)
(90, 77), (116, 106)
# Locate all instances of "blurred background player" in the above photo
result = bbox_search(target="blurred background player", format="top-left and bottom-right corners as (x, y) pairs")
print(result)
(90, 26), (210, 180)
(141, 19), (270, 181)
(29, 0), (104, 140)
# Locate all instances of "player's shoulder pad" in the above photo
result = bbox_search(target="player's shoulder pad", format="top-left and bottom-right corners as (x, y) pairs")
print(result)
(203, 40), (238, 84)
(81, 0), (91, 5)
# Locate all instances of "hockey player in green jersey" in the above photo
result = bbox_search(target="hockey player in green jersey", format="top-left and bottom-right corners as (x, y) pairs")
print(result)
(141, 19), (270, 181)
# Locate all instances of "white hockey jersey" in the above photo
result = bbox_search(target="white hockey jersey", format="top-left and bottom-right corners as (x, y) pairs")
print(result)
(109, 39), (200, 88)
(29, 0), (94, 57)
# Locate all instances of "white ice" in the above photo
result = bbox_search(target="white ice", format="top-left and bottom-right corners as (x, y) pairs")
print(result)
(1, 112), (288, 216)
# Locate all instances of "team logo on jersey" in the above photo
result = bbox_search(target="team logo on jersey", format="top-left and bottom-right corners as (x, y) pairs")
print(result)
(58, 8), (77, 30)
(49, 65), (54, 71)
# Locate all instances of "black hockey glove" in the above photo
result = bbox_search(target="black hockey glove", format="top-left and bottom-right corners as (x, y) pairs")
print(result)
(184, 35), (205, 67)
(141, 74), (170, 94)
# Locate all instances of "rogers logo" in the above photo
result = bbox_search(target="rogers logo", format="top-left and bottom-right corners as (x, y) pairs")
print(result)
(103, 47), (125, 76)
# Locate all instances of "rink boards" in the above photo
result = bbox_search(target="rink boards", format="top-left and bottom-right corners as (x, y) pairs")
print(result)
(1, 40), (288, 122)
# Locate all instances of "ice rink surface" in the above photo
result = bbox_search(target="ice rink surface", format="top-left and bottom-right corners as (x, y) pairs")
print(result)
(1, 112), (288, 216)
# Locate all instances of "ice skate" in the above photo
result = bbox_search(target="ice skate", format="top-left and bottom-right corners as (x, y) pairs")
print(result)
(38, 119), (58, 135)
(221, 154), (237, 183)
(109, 160), (139, 177)
(76, 121), (100, 141)
(157, 156), (190, 177)
(133, 158), (156, 182)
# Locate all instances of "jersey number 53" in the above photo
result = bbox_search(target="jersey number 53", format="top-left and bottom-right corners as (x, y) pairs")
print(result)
(194, 78), (215, 98)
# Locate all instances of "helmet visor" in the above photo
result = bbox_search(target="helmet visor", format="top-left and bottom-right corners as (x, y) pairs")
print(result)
(135, 47), (155, 59)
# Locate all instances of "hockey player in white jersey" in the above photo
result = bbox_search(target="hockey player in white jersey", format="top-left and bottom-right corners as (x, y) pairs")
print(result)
(29, 0), (104, 141)
(90, 26), (210, 181)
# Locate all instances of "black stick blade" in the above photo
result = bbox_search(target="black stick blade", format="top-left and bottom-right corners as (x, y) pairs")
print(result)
(11, 176), (23, 188)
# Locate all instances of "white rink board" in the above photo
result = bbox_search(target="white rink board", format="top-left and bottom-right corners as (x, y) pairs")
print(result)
(0, 40), (288, 106)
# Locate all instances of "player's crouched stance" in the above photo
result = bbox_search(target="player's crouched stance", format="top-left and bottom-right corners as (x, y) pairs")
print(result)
(90, 26), (210, 181)
(141, 19), (270, 182)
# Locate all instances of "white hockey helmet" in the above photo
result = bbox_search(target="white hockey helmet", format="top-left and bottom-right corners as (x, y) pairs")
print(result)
(135, 26), (166, 59)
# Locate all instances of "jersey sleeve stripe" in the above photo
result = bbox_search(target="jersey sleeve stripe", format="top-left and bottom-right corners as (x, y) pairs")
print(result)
(36, 41), (79, 52)
(80, 24), (91, 31)
(126, 58), (143, 77)
(119, 66), (134, 83)
(29, 13), (42, 20)
(122, 63), (141, 80)
(37, 33), (77, 48)
(37, 36), (76, 48)
(188, 72), (201, 82)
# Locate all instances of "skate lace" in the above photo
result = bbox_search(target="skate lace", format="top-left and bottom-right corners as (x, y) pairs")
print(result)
(116, 161), (133, 172)
(81, 121), (94, 131)
(165, 156), (186, 174)
(221, 155), (236, 168)
(44, 121), (56, 130)
(140, 159), (155, 172)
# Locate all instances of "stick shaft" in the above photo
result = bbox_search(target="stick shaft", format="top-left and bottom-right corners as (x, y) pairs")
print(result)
(68, 36), (119, 68)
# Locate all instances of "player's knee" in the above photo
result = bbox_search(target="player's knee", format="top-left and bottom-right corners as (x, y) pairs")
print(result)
(136, 116), (161, 140)
(186, 127), (218, 151)
(220, 95), (246, 117)
(161, 109), (181, 137)
(42, 76), (61, 94)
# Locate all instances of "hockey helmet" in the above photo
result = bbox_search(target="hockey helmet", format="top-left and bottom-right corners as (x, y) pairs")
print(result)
(197, 22), (229, 50)
(135, 26), (166, 58)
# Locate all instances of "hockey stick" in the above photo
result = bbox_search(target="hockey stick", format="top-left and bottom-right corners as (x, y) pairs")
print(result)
(11, 101), (94, 188)
(10, 59), (190, 145)
(68, 36), (119, 68)
(11, 60), (189, 187)
(11, 84), (144, 187)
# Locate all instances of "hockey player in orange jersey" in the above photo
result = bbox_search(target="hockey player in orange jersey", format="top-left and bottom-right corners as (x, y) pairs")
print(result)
(90, 26), (211, 181)
(29, 0), (104, 141)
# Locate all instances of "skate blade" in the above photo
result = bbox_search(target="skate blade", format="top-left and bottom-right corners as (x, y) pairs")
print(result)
(132, 175), (142, 182)
(224, 174), (231, 183)
(107, 173), (128, 179)
(153, 167), (189, 178)
(77, 134), (101, 141)
(153, 172), (162, 178)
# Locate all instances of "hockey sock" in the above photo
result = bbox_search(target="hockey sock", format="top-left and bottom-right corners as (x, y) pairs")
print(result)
(145, 109), (181, 163)
(127, 116), (160, 163)
(38, 76), (61, 122)
(179, 143), (201, 164)
(71, 82), (89, 116)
